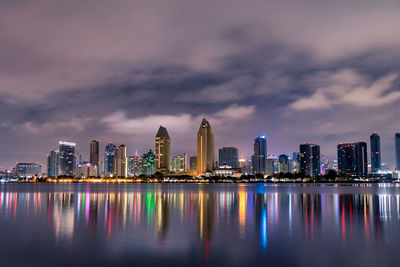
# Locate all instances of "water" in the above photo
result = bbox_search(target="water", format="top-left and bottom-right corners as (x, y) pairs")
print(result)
(0, 183), (399, 266)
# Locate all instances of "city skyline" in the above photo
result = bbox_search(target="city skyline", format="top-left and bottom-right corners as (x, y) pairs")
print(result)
(1, 124), (400, 172)
(1, 1), (400, 170)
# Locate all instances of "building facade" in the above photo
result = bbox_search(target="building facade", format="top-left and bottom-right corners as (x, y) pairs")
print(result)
(155, 126), (170, 173)
(16, 163), (42, 178)
(58, 141), (76, 176)
(143, 149), (156, 176)
(197, 119), (215, 173)
(218, 147), (239, 167)
(114, 144), (128, 177)
(90, 140), (99, 167)
(172, 153), (188, 173)
(189, 156), (197, 172)
(278, 154), (290, 173)
(47, 150), (59, 177)
(252, 135), (267, 175)
(299, 143), (320, 177)
(104, 143), (116, 174)
(337, 142), (368, 177)
(370, 133), (381, 173)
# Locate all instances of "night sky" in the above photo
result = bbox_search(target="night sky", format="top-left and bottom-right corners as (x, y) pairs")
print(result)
(1, 0), (400, 169)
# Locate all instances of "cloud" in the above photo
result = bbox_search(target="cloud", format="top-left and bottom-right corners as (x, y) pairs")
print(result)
(10, 117), (93, 135)
(290, 69), (400, 110)
(101, 104), (256, 135)
(176, 72), (291, 103)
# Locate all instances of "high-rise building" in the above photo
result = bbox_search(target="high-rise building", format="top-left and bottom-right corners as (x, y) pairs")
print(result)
(197, 118), (214, 173)
(337, 142), (368, 177)
(155, 126), (170, 173)
(396, 133), (400, 170)
(114, 145), (128, 177)
(104, 143), (116, 174)
(58, 141), (76, 176)
(370, 133), (381, 173)
(189, 156), (197, 172)
(299, 143), (320, 177)
(218, 147), (239, 167)
(355, 141), (368, 177)
(252, 135), (267, 175)
(172, 153), (188, 173)
(47, 150), (59, 177)
(90, 140), (99, 167)
(16, 163), (42, 178)
(143, 149), (156, 176)
(239, 157), (252, 175)
(337, 143), (355, 176)
(131, 156), (145, 176)
(278, 154), (290, 173)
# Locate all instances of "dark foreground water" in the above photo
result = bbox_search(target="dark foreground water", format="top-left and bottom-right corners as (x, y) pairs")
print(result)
(0, 183), (400, 266)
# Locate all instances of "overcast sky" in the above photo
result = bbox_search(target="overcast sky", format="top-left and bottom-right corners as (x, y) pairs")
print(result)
(1, 0), (400, 169)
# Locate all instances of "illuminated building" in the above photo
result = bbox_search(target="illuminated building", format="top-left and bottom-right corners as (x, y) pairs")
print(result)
(291, 152), (300, 172)
(47, 150), (59, 177)
(337, 143), (355, 176)
(132, 156), (145, 176)
(104, 143), (116, 174)
(370, 133), (381, 173)
(252, 135), (267, 175)
(16, 162), (42, 178)
(155, 126), (170, 173)
(278, 154), (289, 173)
(197, 118), (215, 173)
(143, 149), (156, 175)
(114, 144), (128, 177)
(218, 147), (239, 167)
(355, 141), (368, 177)
(90, 140), (99, 166)
(189, 156), (197, 172)
(299, 143), (320, 177)
(58, 141), (76, 176)
(239, 158), (252, 175)
(396, 133), (400, 170)
(337, 141), (368, 177)
(172, 153), (187, 173)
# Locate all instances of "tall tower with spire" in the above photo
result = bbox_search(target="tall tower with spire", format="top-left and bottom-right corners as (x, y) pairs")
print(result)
(197, 118), (214, 173)
(155, 126), (171, 173)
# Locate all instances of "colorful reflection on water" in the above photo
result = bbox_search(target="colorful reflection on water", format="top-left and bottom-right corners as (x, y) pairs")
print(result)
(0, 183), (399, 266)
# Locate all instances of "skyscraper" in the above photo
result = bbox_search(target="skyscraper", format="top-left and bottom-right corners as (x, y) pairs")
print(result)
(299, 143), (320, 177)
(197, 118), (214, 173)
(370, 133), (381, 173)
(218, 147), (239, 167)
(278, 154), (290, 173)
(172, 153), (188, 173)
(337, 142), (368, 177)
(155, 126), (171, 173)
(189, 156), (197, 172)
(47, 150), (59, 177)
(104, 143), (116, 174)
(355, 141), (368, 177)
(143, 149), (156, 176)
(252, 136), (267, 175)
(337, 143), (355, 176)
(58, 141), (76, 176)
(114, 144), (128, 177)
(90, 140), (99, 167)
(396, 133), (400, 170)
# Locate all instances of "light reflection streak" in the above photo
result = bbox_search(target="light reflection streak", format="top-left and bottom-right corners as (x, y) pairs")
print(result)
(0, 187), (397, 256)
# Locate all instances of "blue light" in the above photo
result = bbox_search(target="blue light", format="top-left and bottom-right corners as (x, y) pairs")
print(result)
(261, 207), (268, 254)
(260, 135), (266, 139)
